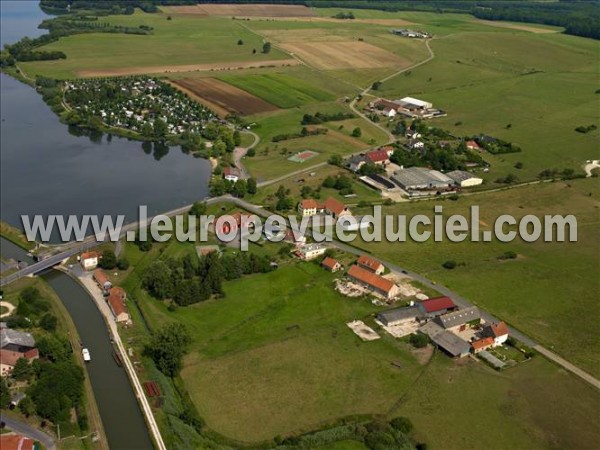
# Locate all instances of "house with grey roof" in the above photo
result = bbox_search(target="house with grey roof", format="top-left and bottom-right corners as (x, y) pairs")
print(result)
(1, 328), (38, 376)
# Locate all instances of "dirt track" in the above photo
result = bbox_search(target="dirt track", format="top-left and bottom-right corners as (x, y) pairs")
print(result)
(77, 59), (300, 78)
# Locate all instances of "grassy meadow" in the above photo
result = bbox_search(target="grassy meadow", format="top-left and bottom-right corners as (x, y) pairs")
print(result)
(352, 178), (600, 377)
(19, 11), (290, 79)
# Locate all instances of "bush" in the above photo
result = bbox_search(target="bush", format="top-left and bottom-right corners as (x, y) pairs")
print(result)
(409, 333), (428, 349)
(117, 258), (130, 271)
(442, 260), (457, 270)
(499, 251), (517, 260)
(389, 416), (413, 434)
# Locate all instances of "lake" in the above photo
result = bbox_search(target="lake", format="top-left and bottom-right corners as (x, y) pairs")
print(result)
(1, 2), (211, 242)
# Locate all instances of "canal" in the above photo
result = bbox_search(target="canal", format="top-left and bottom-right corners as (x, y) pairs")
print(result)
(1, 237), (155, 449)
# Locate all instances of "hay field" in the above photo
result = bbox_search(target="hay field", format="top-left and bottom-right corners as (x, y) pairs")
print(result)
(281, 41), (410, 70)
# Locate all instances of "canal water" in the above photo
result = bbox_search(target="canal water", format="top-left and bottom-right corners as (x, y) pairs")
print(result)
(0, 237), (155, 449)
(0, 2), (199, 448)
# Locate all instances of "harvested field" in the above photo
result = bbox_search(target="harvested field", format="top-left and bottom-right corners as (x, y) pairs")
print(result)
(280, 41), (409, 70)
(260, 17), (416, 26)
(77, 59), (300, 78)
(171, 78), (279, 116)
(163, 4), (316, 17)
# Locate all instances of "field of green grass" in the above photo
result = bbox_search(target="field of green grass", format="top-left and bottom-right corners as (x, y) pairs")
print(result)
(219, 72), (335, 108)
(119, 232), (600, 447)
(352, 178), (600, 377)
(20, 10), (290, 79)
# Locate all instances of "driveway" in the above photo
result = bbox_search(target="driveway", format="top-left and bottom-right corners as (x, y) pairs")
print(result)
(0, 413), (57, 450)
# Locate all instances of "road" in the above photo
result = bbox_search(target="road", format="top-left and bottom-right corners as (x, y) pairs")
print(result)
(348, 38), (437, 144)
(2, 195), (599, 390)
(233, 129), (260, 180)
(0, 413), (57, 450)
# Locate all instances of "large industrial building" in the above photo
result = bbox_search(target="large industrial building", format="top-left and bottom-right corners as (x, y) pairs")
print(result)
(447, 170), (483, 187)
(391, 167), (454, 191)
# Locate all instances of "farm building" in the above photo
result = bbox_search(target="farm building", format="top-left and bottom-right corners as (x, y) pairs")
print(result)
(391, 167), (454, 191)
(347, 265), (399, 299)
(321, 257), (342, 272)
(296, 243), (328, 260)
(223, 167), (240, 183)
(419, 296), (457, 316)
(0, 328), (39, 376)
(80, 251), (99, 270)
(447, 170), (483, 187)
(438, 306), (481, 331)
(356, 255), (385, 274)
(382, 107), (396, 118)
(396, 97), (433, 110)
(377, 305), (420, 327)
(107, 287), (129, 323)
(420, 321), (470, 358)
(483, 321), (510, 346)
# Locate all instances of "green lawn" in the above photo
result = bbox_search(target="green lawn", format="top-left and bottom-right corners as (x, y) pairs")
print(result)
(352, 178), (600, 377)
(20, 10), (290, 79)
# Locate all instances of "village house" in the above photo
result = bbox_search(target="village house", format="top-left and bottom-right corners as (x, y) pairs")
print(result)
(94, 268), (112, 294)
(0, 328), (39, 376)
(296, 243), (328, 261)
(356, 255), (385, 274)
(471, 336), (495, 353)
(419, 296), (457, 317)
(465, 140), (481, 151)
(223, 166), (240, 183)
(80, 251), (99, 271)
(298, 198), (319, 217)
(347, 265), (399, 300)
(365, 148), (393, 166)
(107, 287), (129, 323)
(346, 155), (367, 173)
(382, 107), (396, 118)
(297, 197), (351, 219)
(483, 321), (510, 347)
(0, 434), (35, 450)
(284, 229), (306, 247)
(407, 139), (425, 151)
(321, 256), (342, 272)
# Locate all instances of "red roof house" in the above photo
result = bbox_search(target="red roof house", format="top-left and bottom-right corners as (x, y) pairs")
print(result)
(0, 434), (34, 450)
(471, 336), (494, 353)
(466, 140), (481, 151)
(356, 255), (385, 274)
(366, 149), (390, 164)
(321, 257), (341, 272)
(107, 291), (129, 323)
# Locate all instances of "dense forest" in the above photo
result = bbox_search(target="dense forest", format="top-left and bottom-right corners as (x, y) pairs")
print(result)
(39, 0), (600, 40)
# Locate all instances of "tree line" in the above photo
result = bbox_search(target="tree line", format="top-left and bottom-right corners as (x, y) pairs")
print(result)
(142, 250), (275, 307)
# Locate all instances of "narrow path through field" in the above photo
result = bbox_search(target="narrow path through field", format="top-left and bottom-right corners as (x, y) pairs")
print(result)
(233, 129), (260, 179)
(348, 38), (436, 144)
